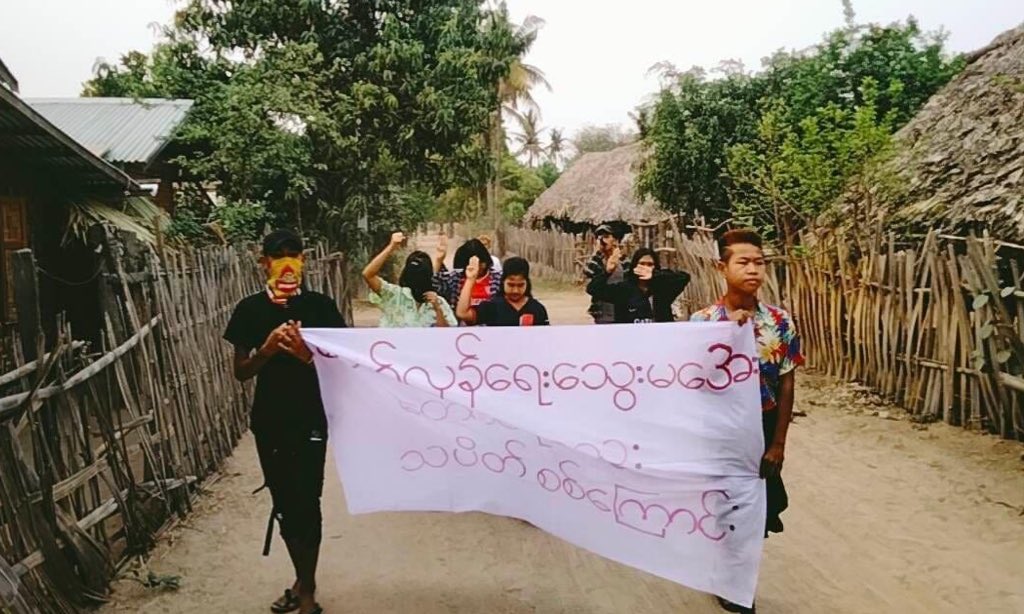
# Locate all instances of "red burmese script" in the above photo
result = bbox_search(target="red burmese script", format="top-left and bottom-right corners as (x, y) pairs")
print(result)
(343, 333), (761, 411)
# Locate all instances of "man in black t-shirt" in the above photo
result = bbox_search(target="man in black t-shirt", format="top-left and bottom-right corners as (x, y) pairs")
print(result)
(223, 229), (344, 614)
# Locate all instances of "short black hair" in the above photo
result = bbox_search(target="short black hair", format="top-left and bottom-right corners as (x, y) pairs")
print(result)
(501, 257), (532, 296)
(262, 229), (303, 256)
(718, 229), (763, 262)
(453, 239), (491, 272)
(502, 256), (530, 278)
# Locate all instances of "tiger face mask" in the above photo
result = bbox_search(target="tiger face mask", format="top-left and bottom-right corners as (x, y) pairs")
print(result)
(266, 256), (304, 303)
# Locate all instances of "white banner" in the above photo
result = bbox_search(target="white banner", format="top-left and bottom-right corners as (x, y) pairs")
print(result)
(304, 322), (766, 607)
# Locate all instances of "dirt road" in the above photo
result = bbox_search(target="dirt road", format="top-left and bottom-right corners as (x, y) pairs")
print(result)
(101, 285), (1024, 614)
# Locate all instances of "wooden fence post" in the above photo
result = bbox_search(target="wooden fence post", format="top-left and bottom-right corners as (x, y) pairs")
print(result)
(12, 249), (41, 363)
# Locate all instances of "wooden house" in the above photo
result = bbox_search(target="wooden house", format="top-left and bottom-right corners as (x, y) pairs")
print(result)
(0, 69), (162, 349)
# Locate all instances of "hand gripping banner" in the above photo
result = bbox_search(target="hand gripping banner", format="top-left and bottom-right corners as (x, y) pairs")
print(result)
(304, 322), (765, 607)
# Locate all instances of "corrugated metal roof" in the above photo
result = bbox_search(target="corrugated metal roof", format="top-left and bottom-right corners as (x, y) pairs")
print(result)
(0, 87), (141, 194)
(25, 97), (193, 166)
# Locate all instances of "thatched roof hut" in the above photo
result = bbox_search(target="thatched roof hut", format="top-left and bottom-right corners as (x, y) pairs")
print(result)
(524, 142), (668, 229)
(838, 23), (1024, 242)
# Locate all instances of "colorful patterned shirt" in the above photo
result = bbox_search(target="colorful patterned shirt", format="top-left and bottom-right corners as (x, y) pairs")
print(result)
(690, 301), (804, 411)
(369, 281), (457, 328)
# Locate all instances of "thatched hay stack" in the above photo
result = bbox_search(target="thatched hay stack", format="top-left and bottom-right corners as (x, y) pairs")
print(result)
(839, 23), (1024, 242)
(525, 142), (669, 226)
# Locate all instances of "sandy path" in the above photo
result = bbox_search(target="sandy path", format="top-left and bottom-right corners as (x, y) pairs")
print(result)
(101, 286), (1024, 614)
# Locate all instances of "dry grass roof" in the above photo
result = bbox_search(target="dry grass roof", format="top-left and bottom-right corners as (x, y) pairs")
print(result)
(839, 23), (1024, 242)
(524, 142), (669, 226)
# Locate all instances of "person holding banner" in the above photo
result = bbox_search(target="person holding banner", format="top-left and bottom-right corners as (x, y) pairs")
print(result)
(585, 247), (690, 324)
(456, 256), (549, 326)
(691, 228), (804, 614)
(223, 229), (343, 614)
(362, 231), (457, 328)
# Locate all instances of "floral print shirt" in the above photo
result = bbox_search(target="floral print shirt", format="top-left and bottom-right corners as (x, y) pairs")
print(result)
(369, 281), (457, 328)
(690, 301), (804, 411)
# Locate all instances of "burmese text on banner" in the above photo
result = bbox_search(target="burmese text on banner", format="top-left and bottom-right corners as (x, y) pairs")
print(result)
(303, 322), (766, 607)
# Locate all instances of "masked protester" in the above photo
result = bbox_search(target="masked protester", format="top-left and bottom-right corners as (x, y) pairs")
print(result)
(584, 223), (625, 324)
(586, 247), (690, 324)
(433, 238), (502, 322)
(362, 232), (456, 327)
(457, 256), (549, 326)
(223, 229), (343, 614)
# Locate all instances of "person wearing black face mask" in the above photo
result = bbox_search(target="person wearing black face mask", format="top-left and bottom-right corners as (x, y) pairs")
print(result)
(586, 247), (691, 324)
(363, 232), (457, 327)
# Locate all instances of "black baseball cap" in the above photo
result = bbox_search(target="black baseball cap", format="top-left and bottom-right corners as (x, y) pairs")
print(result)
(595, 222), (626, 241)
(262, 229), (304, 256)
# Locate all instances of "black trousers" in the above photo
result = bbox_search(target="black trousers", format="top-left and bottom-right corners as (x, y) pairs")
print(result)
(762, 409), (789, 537)
(254, 430), (328, 554)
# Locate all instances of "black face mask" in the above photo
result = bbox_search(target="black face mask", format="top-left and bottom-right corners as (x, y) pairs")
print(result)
(406, 277), (433, 303)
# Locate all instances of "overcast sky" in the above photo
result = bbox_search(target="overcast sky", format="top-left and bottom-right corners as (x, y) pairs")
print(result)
(1, 0), (1020, 138)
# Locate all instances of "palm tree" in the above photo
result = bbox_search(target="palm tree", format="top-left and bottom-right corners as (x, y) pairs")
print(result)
(547, 128), (567, 168)
(483, 4), (550, 234)
(501, 56), (551, 116)
(512, 110), (546, 167)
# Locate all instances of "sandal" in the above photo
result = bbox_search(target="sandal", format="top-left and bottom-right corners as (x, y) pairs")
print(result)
(271, 588), (300, 613)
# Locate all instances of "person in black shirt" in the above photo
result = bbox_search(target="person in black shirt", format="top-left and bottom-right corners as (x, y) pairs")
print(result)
(223, 229), (344, 614)
(586, 247), (690, 324)
(457, 256), (550, 326)
(583, 223), (626, 324)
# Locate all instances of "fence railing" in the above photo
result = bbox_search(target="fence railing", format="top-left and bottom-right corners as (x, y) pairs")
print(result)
(787, 232), (1023, 438)
(0, 230), (353, 613)
(504, 221), (1022, 440)
(502, 227), (586, 283)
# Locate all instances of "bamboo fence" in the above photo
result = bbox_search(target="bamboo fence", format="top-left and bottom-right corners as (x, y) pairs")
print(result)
(503, 220), (1022, 440)
(0, 230), (352, 613)
(502, 227), (586, 283)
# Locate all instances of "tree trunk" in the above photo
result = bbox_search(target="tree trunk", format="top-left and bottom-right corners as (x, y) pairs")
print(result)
(487, 110), (502, 237)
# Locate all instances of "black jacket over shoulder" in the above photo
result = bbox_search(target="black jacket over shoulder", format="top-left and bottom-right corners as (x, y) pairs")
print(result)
(585, 269), (690, 324)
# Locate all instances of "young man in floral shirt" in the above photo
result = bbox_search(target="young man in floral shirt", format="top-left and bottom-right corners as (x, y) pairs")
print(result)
(690, 229), (804, 614)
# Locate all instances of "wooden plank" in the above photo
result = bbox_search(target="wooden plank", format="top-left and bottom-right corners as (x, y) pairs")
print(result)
(0, 316), (161, 415)
(11, 249), (41, 363)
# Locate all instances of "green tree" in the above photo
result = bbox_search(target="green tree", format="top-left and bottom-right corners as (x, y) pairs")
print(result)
(638, 19), (964, 241)
(728, 78), (897, 245)
(512, 109), (546, 167)
(536, 161), (561, 188)
(638, 65), (765, 223)
(484, 4), (549, 233)
(500, 155), (546, 221)
(546, 128), (567, 168)
(85, 0), (530, 247)
(570, 124), (636, 159)
(434, 152), (545, 224)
